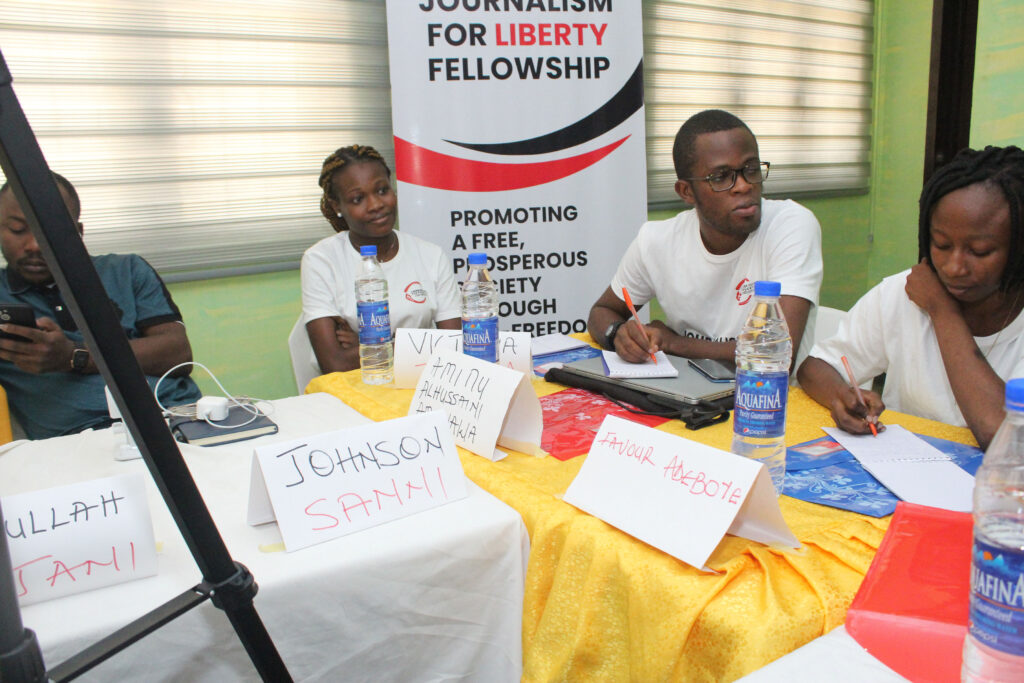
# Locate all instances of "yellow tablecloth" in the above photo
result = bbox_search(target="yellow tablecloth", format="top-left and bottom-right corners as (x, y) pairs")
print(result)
(307, 369), (974, 682)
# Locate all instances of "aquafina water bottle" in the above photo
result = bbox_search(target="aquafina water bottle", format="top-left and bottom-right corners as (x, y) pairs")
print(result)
(731, 280), (791, 495)
(461, 252), (499, 362)
(355, 244), (393, 384)
(962, 378), (1024, 682)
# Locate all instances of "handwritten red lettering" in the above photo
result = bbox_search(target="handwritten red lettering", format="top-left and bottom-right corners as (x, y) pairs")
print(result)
(304, 498), (339, 530)
(337, 492), (374, 522)
(13, 555), (52, 597)
(373, 480), (403, 509)
(597, 431), (656, 466)
(14, 543), (141, 599)
(663, 456), (744, 504)
(308, 469), (452, 533)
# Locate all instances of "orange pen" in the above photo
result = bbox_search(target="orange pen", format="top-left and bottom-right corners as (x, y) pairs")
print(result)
(841, 355), (878, 437)
(621, 287), (658, 364)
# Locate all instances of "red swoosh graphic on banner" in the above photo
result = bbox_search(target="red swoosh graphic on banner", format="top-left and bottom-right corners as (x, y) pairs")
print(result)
(394, 135), (630, 191)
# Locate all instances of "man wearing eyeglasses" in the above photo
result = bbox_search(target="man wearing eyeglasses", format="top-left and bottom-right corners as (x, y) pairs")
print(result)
(588, 109), (822, 368)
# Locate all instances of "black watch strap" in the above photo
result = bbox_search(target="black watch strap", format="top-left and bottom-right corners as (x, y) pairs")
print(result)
(605, 320), (625, 350)
(70, 343), (90, 373)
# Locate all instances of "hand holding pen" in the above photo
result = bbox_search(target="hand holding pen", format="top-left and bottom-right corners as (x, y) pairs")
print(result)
(621, 288), (658, 364)
(840, 355), (883, 436)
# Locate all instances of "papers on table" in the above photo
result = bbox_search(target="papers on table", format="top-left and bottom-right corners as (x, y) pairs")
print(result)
(823, 425), (974, 512)
(247, 410), (469, 551)
(564, 415), (797, 571)
(532, 333), (588, 356)
(3, 473), (158, 605)
(601, 350), (678, 378)
(409, 348), (543, 460)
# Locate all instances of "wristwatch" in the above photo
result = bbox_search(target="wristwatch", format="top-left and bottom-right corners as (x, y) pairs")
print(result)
(604, 320), (625, 350)
(70, 343), (90, 373)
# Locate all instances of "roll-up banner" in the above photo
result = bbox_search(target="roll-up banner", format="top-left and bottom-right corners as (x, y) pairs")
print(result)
(385, 1), (647, 337)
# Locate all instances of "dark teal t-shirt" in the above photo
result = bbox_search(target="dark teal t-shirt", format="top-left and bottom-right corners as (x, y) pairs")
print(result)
(0, 253), (201, 439)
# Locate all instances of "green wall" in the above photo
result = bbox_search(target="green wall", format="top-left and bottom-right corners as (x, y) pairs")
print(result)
(168, 271), (302, 400)
(971, 0), (1024, 148)
(865, 0), (932, 288)
(170, 0), (1024, 401)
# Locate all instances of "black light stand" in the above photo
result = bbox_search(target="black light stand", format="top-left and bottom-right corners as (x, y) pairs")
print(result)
(0, 50), (291, 681)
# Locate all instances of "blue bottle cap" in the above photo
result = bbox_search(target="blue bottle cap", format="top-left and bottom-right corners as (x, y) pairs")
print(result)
(360, 245), (377, 257)
(468, 252), (487, 265)
(1006, 378), (1024, 412)
(754, 280), (781, 297)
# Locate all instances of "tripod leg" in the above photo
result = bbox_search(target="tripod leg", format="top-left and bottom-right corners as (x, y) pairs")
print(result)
(0, 504), (46, 683)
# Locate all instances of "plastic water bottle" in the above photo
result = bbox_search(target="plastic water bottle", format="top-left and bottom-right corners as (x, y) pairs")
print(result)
(962, 379), (1024, 682)
(462, 252), (499, 362)
(731, 280), (791, 495)
(355, 245), (393, 384)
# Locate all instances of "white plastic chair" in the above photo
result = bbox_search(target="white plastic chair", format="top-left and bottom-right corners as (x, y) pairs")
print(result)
(813, 305), (873, 389)
(288, 317), (322, 394)
(814, 305), (847, 347)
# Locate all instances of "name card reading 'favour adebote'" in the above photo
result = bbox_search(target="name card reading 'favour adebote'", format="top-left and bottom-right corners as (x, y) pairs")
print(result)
(246, 410), (468, 552)
(3, 473), (158, 606)
(409, 348), (543, 460)
(563, 415), (798, 571)
(393, 328), (532, 388)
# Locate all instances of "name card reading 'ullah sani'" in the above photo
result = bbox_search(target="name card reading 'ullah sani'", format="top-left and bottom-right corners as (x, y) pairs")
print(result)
(3, 473), (158, 606)
(409, 348), (543, 461)
(393, 328), (532, 388)
(247, 411), (468, 552)
(563, 415), (798, 571)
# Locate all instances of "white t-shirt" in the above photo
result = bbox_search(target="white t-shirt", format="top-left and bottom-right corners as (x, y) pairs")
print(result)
(610, 198), (823, 363)
(809, 269), (1024, 426)
(301, 231), (461, 334)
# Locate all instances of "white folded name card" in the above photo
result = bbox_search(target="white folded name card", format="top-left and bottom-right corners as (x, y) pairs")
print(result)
(563, 415), (798, 570)
(3, 473), (158, 606)
(409, 348), (542, 460)
(247, 410), (469, 552)
(393, 328), (532, 388)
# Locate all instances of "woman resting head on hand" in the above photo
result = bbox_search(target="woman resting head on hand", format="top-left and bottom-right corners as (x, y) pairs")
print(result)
(300, 144), (461, 375)
(798, 145), (1024, 448)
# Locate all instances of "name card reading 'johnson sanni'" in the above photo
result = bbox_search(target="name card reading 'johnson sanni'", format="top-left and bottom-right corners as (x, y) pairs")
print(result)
(563, 415), (798, 570)
(393, 328), (532, 388)
(3, 473), (158, 606)
(247, 410), (468, 552)
(409, 348), (542, 460)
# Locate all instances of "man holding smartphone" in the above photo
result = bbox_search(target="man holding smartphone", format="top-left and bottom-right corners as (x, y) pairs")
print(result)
(0, 173), (200, 439)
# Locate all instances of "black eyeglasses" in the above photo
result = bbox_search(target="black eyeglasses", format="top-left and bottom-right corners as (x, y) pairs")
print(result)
(686, 161), (770, 192)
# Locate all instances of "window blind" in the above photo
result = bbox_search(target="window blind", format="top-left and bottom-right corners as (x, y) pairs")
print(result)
(0, 0), (392, 279)
(642, 0), (874, 206)
(1, 0), (872, 279)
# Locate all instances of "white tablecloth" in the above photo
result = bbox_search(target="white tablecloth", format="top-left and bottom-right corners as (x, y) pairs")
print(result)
(1, 393), (529, 682)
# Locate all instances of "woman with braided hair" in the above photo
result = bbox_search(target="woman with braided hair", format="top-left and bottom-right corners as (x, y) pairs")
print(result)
(301, 144), (461, 373)
(799, 145), (1024, 448)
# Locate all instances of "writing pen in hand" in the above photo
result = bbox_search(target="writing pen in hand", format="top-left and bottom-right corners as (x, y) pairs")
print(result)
(841, 355), (878, 437)
(621, 287), (658, 364)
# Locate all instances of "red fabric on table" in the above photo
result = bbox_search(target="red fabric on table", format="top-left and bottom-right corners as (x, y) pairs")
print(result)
(540, 387), (670, 460)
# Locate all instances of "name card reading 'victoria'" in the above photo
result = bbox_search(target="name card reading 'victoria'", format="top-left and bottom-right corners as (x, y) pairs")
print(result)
(563, 415), (797, 570)
(409, 348), (542, 460)
(3, 473), (158, 606)
(393, 328), (532, 388)
(247, 410), (468, 552)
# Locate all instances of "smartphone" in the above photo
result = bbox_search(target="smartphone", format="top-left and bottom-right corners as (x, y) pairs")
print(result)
(688, 357), (736, 383)
(0, 303), (38, 341)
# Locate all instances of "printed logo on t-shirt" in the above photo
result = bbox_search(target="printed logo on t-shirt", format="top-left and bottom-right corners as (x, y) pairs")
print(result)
(404, 281), (428, 304)
(735, 278), (754, 306)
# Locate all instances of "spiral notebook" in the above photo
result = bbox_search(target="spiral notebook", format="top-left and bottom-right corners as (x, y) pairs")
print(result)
(601, 350), (678, 378)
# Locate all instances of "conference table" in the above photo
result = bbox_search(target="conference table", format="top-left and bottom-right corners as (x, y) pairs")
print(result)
(307, 363), (976, 682)
(0, 392), (529, 681)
